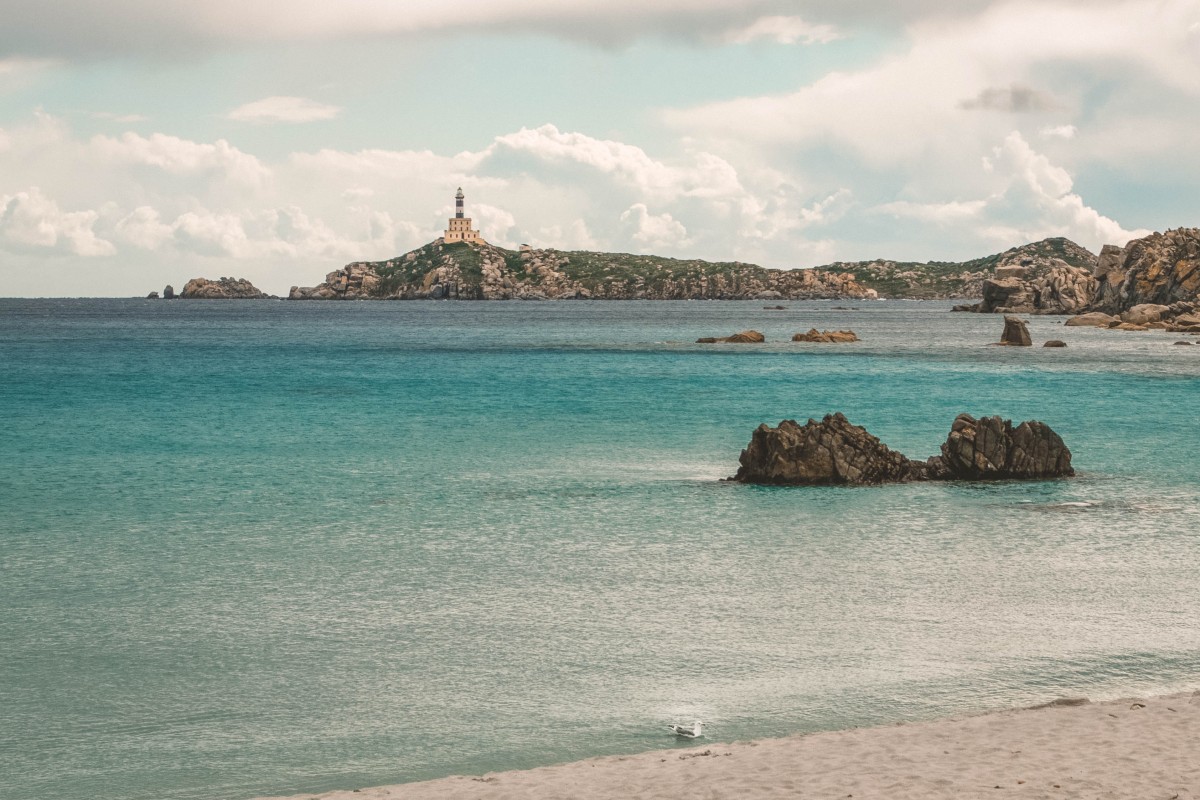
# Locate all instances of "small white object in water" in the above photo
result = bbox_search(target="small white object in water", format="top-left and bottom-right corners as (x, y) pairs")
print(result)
(667, 721), (704, 738)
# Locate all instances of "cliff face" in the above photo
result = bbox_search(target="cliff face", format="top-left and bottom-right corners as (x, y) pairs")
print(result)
(1090, 228), (1200, 313)
(180, 277), (270, 299)
(289, 240), (880, 301)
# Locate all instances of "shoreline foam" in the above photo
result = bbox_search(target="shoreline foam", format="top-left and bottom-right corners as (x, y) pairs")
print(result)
(256, 690), (1198, 800)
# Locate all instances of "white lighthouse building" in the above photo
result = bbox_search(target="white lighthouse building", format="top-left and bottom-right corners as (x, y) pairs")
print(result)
(443, 187), (484, 244)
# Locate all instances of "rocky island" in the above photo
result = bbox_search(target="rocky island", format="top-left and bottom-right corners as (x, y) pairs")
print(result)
(178, 277), (271, 299)
(289, 240), (879, 301)
(732, 412), (1073, 485)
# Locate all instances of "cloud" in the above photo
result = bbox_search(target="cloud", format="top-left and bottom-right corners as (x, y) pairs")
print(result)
(485, 124), (744, 202)
(876, 131), (1148, 250)
(959, 84), (1061, 112)
(665, 0), (1200, 168)
(226, 96), (341, 124)
(620, 203), (690, 249)
(0, 187), (115, 256)
(1039, 124), (1077, 139)
(91, 111), (149, 123)
(90, 131), (269, 185)
(725, 15), (840, 45)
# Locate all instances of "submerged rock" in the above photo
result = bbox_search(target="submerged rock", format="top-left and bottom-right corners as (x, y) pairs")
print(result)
(732, 413), (1073, 485)
(1043, 340), (1067, 347)
(792, 329), (858, 343)
(696, 330), (765, 343)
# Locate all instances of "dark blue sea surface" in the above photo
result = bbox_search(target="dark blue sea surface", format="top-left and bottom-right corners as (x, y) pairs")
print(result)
(1, 298), (1198, 800)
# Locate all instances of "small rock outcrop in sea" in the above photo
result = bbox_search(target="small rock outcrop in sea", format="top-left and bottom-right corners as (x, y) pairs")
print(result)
(146, 291), (159, 299)
(731, 413), (1074, 485)
(163, 285), (175, 300)
(792, 329), (858, 343)
(180, 277), (270, 299)
(732, 413), (924, 485)
(997, 316), (1033, 346)
(925, 414), (1074, 481)
(696, 330), (765, 343)
(1043, 340), (1067, 348)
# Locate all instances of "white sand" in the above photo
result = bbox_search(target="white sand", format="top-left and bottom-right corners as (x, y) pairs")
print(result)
(259, 691), (1198, 800)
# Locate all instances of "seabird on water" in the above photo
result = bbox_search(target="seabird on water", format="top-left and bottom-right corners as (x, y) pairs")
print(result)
(667, 721), (704, 738)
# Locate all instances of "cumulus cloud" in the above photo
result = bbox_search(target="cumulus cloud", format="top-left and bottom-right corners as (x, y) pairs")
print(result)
(665, 0), (1200, 168)
(0, 187), (115, 256)
(620, 203), (691, 249)
(90, 131), (269, 185)
(226, 96), (341, 124)
(876, 132), (1148, 250)
(960, 85), (1061, 112)
(725, 15), (840, 45)
(485, 124), (744, 202)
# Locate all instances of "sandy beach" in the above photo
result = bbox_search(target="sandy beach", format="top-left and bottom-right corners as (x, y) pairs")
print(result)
(258, 691), (1198, 800)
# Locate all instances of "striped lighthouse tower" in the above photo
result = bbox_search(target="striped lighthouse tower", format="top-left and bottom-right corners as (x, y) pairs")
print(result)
(443, 187), (483, 244)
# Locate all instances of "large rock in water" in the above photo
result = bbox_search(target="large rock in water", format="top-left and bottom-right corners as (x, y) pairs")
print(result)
(732, 413), (1073, 485)
(998, 316), (1033, 346)
(925, 414), (1074, 480)
(732, 413), (925, 485)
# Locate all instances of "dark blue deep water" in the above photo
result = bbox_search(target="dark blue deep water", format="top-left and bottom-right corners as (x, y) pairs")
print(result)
(1, 299), (1198, 800)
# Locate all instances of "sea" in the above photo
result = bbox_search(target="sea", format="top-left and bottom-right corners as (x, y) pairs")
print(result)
(2, 298), (1198, 800)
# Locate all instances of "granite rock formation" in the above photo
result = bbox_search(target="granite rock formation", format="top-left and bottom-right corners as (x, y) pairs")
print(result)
(967, 263), (1098, 314)
(732, 413), (1073, 485)
(1091, 228), (1200, 313)
(731, 413), (924, 485)
(163, 285), (175, 300)
(997, 316), (1033, 346)
(180, 277), (269, 299)
(792, 329), (859, 343)
(696, 330), (765, 343)
(1043, 340), (1067, 348)
(925, 414), (1074, 481)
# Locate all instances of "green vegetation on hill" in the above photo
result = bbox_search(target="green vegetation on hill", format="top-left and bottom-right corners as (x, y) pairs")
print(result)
(328, 235), (1098, 301)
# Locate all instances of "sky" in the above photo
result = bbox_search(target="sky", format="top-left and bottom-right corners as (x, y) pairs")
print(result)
(1, 0), (1198, 296)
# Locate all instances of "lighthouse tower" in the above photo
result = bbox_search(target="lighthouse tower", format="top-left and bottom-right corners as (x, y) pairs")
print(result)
(443, 187), (484, 244)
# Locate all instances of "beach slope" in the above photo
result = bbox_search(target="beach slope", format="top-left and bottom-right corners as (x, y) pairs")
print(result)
(258, 691), (1197, 800)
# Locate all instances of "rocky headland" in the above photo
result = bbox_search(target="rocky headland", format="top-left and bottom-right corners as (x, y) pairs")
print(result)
(289, 241), (879, 301)
(732, 412), (1073, 485)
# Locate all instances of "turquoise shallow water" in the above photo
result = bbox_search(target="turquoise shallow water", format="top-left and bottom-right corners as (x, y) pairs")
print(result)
(1, 299), (1198, 800)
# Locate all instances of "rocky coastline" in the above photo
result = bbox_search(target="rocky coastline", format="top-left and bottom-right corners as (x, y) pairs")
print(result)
(288, 241), (879, 302)
(956, 227), (1200, 321)
(156, 226), (1198, 310)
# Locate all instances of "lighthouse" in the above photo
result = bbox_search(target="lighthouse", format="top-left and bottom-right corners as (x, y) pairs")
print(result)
(443, 187), (484, 244)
